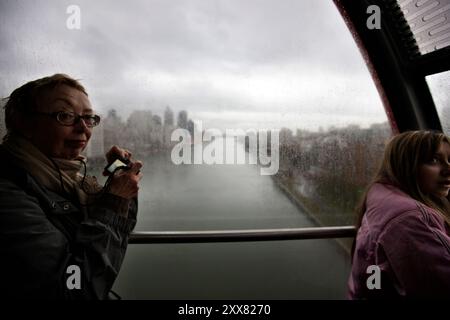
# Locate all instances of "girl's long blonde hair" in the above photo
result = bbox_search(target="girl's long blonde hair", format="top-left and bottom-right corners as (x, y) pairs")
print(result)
(355, 130), (450, 231)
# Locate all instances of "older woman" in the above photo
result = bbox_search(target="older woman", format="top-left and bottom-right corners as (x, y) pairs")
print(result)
(0, 74), (143, 299)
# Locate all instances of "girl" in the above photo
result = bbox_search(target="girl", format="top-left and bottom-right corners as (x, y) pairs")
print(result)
(349, 131), (450, 299)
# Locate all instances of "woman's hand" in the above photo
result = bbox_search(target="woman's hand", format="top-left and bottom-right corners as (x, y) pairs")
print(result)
(105, 146), (132, 168)
(103, 145), (136, 176)
(107, 161), (143, 199)
(103, 146), (143, 199)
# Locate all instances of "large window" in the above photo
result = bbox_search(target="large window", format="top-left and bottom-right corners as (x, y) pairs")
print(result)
(426, 71), (450, 133)
(1, 0), (392, 298)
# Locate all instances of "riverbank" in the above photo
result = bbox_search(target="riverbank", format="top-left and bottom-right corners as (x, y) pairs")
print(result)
(272, 175), (353, 255)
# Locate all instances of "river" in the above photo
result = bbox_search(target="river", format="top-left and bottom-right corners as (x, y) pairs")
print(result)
(110, 140), (351, 299)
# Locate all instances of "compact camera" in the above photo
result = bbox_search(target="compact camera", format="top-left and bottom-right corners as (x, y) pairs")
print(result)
(104, 156), (131, 175)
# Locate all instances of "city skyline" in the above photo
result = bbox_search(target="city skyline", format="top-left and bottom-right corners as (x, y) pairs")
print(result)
(0, 0), (387, 132)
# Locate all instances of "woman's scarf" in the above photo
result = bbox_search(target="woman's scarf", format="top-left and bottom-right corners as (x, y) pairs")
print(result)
(2, 133), (102, 205)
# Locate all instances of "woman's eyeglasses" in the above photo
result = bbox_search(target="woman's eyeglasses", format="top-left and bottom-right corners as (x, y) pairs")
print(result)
(32, 111), (101, 128)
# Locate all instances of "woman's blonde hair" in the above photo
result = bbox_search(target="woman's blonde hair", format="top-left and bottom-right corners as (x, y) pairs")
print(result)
(355, 130), (450, 230)
(2, 73), (87, 137)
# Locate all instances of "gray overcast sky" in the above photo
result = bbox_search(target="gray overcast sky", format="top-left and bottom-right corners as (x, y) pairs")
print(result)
(0, 0), (387, 131)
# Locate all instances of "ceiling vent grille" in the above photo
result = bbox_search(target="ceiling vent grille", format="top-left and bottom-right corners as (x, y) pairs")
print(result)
(396, 0), (450, 55)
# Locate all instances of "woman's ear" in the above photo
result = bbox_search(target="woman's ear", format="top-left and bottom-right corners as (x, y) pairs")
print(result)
(14, 114), (33, 139)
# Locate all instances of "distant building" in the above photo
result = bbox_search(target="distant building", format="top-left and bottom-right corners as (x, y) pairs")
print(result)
(85, 120), (105, 158)
(177, 110), (188, 129)
(163, 124), (176, 148)
(164, 106), (174, 126)
(187, 119), (194, 137)
(126, 110), (153, 150)
(150, 114), (163, 147)
(103, 109), (126, 149)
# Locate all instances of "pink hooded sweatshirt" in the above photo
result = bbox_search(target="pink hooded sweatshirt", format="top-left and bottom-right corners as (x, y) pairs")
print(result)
(348, 183), (450, 299)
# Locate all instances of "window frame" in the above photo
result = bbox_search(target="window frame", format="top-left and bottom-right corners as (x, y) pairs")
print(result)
(336, 0), (450, 133)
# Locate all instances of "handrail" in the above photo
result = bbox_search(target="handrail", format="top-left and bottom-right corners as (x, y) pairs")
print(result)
(129, 226), (356, 244)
